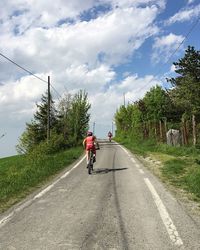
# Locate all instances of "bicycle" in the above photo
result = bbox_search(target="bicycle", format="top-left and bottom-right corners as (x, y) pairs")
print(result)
(87, 149), (94, 174)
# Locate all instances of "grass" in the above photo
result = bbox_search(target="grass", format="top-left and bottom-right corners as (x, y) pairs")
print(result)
(115, 136), (200, 201)
(0, 147), (83, 213)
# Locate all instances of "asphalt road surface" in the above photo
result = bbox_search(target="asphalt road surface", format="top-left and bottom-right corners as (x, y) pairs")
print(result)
(0, 140), (200, 250)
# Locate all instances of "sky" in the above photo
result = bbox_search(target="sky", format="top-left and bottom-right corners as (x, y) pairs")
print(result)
(0, 0), (200, 158)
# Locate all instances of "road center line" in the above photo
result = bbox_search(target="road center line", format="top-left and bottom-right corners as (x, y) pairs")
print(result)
(144, 178), (183, 246)
(0, 155), (86, 228)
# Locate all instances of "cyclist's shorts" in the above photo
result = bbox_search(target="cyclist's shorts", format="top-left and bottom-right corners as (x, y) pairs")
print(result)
(86, 144), (94, 150)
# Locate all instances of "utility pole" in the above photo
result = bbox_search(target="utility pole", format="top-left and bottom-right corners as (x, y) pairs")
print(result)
(123, 92), (126, 106)
(112, 121), (113, 135)
(93, 122), (95, 134)
(47, 76), (50, 141)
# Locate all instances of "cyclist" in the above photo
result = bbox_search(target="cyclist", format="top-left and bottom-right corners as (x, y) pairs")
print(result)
(83, 131), (97, 164)
(108, 131), (112, 142)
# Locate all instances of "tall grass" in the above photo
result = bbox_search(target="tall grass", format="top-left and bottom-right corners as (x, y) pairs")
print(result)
(115, 136), (200, 200)
(186, 168), (200, 199)
(0, 147), (83, 212)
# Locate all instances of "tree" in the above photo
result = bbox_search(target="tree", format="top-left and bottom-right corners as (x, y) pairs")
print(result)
(56, 93), (72, 139)
(167, 46), (200, 145)
(68, 90), (91, 144)
(143, 85), (171, 140)
(17, 91), (57, 153)
(115, 105), (131, 136)
(34, 91), (57, 139)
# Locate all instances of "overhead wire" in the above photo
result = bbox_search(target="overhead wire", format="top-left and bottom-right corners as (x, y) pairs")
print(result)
(133, 16), (200, 95)
(0, 52), (62, 99)
(165, 16), (200, 65)
(0, 52), (48, 84)
(51, 85), (62, 99)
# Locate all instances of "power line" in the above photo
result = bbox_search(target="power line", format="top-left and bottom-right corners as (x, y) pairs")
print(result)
(0, 52), (48, 84)
(165, 16), (200, 65)
(51, 85), (62, 99)
(135, 16), (200, 95)
(0, 51), (62, 99)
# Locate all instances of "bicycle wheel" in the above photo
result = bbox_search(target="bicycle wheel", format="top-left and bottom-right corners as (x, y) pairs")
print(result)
(88, 150), (93, 174)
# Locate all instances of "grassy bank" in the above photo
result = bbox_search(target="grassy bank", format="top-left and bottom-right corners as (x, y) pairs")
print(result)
(116, 137), (200, 202)
(0, 147), (83, 213)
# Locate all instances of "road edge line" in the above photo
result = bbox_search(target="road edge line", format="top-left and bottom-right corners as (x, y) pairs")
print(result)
(144, 177), (183, 246)
(0, 155), (86, 228)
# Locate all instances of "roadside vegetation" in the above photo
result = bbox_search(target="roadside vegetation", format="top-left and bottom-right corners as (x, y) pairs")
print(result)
(0, 89), (90, 213)
(0, 147), (83, 213)
(115, 46), (200, 202)
(116, 137), (200, 201)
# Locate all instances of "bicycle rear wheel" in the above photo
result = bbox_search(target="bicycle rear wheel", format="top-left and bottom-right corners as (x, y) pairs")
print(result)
(88, 150), (93, 174)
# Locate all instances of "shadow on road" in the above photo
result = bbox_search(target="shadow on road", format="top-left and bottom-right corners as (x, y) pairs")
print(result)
(92, 167), (128, 175)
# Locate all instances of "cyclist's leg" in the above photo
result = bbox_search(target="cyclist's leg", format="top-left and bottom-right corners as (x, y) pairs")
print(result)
(92, 146), (96, 162)
(86, 150), (90, 164)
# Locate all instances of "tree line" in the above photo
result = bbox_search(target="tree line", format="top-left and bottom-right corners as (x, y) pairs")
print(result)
(115, 46), (200, 146)
(17, 90), (91, 154)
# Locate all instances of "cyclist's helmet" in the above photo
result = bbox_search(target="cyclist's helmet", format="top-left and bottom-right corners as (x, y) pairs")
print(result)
(87, 131), (93, 136)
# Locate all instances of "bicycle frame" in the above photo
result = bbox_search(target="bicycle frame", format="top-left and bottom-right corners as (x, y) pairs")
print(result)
(87, 149), (94, 174)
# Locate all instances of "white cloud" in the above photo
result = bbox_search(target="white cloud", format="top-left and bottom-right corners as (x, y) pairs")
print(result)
(152, 33), (184, 63)
(107, 0), (166, 9)
(0, 0), (165, 36)
(89, 74), (160, 128)
(0, 0), (97, 31)
(187, 0), (196, 4)
(166, 4), (200, 25)
(50, 64), (116, 96)
(0, 0), (166, 156)
(170, 64), (176, 73)
(0, 74), (47, 121)
(0, 5), (159, 72)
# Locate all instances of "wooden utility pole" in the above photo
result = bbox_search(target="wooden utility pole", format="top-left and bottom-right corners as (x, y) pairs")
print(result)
(123, 93), (126, 106)
(192, 114), (196, 146)
(112, 121), (113, 135)
(93, 122), (95, 134)
(159, 120), (163, 142)
(47, 76), (50, 141)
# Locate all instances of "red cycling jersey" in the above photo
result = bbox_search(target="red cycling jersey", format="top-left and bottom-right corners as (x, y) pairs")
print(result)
(84, 136), (95, 151)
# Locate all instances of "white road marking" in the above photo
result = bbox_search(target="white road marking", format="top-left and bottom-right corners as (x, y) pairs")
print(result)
(131, 158), (136, 163)
(34, 155), (86, 199)
(144, 178), (183, 246)
(0, 212), (14, 227)
(0, 155), (86, 228)
(118, 145), (142, 171)
(118, 144), (130, 155)
(135, 164), (140, 168)
(34, 183), (57, 199)
(139, 169), (144, 174)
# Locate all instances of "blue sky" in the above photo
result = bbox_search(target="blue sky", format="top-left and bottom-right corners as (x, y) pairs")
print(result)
(0, 0), (200, 157)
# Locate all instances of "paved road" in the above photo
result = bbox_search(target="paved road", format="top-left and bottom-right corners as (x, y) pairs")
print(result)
(0, 141), (200, 250)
